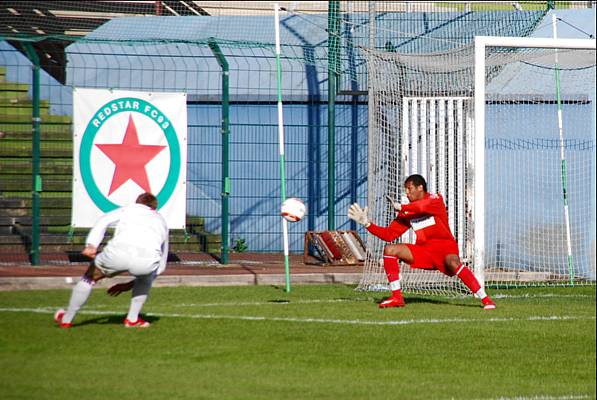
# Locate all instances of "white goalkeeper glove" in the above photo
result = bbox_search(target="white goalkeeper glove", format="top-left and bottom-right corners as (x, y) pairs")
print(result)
(386, 195), (402, 212)
(348, 203), (371, 227)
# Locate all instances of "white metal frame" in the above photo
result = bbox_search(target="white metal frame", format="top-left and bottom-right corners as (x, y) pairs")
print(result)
(473, 35), (596, 286)
(402, 96), (473, 255)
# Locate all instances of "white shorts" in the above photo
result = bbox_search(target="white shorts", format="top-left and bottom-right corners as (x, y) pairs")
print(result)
(94, 242), (161, 278)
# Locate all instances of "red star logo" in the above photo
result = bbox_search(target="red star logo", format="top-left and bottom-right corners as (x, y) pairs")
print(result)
(95, 114), (166, 195)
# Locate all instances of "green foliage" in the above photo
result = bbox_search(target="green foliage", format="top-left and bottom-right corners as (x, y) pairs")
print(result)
(231, 237), (248, 253)
(0, 285), (594, 399)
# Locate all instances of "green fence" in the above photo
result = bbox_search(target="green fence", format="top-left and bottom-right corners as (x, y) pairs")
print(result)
(0, 1), (579, 265)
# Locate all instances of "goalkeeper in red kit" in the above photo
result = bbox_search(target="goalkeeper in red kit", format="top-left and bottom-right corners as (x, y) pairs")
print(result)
(348, 174), (496, 310)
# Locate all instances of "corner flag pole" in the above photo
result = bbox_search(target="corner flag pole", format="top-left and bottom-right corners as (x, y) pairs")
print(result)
(552, 13), (575, 285)
(274, 4), (291, 292)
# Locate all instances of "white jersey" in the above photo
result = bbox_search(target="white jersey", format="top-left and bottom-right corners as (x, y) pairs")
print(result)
(86, 203), (169, 276)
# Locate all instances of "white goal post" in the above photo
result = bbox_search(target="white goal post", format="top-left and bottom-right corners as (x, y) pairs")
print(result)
(473, 35), (596, 286)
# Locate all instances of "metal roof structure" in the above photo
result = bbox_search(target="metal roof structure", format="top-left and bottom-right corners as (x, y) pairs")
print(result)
(0, 1), (209, 83)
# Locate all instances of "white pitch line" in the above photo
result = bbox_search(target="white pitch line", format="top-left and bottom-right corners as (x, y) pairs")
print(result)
(484, 395), (593, 400)
(0, 307), (595, 327)
(74, 293), (597, 310)
(492, 293), (595, 299)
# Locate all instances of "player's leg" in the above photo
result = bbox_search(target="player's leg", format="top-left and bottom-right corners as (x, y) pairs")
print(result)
(55, 246), (125, 328)
(55, 262), (107, 327)
(124, 274), (153, 328)
(444, 254), (496, 310)
(378, 244), (413, 308)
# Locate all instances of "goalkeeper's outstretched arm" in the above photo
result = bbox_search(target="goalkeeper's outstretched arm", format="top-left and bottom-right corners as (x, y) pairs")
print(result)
(348, 203), (409, 242)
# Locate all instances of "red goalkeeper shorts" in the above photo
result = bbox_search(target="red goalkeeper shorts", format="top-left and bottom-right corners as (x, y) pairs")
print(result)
(404, 240), (460, 276)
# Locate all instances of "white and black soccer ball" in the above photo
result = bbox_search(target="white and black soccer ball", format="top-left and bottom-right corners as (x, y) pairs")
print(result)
(281, 197), (306, 222)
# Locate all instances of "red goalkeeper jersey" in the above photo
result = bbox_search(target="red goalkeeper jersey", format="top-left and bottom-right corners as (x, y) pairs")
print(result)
(367, 193), (456, 245)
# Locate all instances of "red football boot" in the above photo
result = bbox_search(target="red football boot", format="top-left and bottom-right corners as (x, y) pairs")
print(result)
(379, 292), (406, 308)
(54, 308), (72, 328)
(482, 296), (496, 310)
(124, 318), (151, 328)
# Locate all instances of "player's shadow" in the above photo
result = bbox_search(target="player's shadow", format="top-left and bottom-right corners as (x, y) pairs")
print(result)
(74, 314), (160, 327)
(376, 297), (482, 309)
(375, 297), (447, 306)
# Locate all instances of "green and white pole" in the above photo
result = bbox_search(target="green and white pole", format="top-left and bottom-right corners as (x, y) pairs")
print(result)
(274, 4), (291, 292)
(552, 13), (575, 284)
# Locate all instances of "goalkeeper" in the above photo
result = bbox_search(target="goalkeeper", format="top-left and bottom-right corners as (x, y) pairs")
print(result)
(348, 174), (496, 310)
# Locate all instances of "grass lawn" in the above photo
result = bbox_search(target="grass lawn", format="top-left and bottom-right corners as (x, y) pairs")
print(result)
(0, 284), (595, 400)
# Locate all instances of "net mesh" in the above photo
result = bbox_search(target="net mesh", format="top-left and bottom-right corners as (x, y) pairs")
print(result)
(484, 47), (596, 286)
(359, 42), (596, 294)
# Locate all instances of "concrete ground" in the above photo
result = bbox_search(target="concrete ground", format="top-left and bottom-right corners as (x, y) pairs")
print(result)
(0, 253), (364, 291)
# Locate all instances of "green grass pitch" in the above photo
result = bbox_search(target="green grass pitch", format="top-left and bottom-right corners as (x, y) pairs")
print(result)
(0, 284), (595, 400)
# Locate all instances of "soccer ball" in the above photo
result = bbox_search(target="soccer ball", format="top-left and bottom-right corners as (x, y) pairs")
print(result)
(281, 197), (306, 222)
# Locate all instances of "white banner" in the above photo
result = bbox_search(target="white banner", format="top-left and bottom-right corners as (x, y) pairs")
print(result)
(72, 88), (187, 229)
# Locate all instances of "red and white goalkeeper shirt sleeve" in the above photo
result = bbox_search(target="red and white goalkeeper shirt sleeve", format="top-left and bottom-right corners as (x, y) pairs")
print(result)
(399, 193), (446, 217)
(366, 219), (410, 242)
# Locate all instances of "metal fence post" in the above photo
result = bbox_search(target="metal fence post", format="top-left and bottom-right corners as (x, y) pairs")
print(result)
(327, 0), (340, 230)
(208, 38), (230, 264)
(22, 43), (41, 265)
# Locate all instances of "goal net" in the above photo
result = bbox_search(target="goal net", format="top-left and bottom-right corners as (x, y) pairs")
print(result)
(358, 36), (596, 295)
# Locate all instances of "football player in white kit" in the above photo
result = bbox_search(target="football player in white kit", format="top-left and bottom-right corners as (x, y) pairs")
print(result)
(54, 192), (169, 328)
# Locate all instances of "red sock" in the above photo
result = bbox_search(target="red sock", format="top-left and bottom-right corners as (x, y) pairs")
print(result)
(383, 255), (402, 295)
(455, 265), (481, 294)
